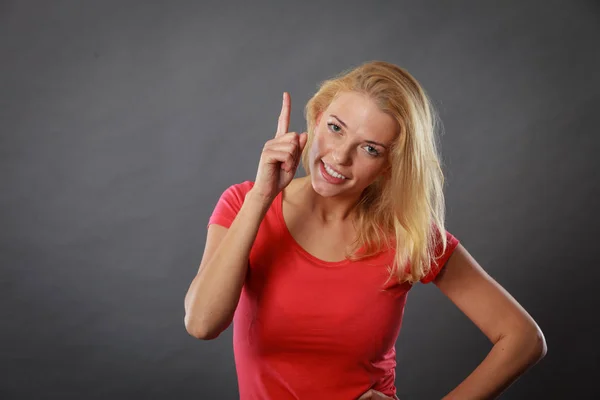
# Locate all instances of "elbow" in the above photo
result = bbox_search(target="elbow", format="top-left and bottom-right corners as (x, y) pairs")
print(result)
(186, 325), (220, 341)
(519, 323), (547, 363)
(532, 326), (548, 361)
(184, 314), (222, 340)
(501, 322), (548, 364)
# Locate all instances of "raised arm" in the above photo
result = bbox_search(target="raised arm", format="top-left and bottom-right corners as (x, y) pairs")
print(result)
(184, 92), (307, 339)
(184, 191), (271, 339)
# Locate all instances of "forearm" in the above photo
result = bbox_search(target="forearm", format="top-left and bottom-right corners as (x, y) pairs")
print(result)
(442, 327), (547, 399)
(184, 190), (271, 339)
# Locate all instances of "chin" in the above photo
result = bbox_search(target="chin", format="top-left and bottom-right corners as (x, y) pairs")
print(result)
(311, 171), (352, 198)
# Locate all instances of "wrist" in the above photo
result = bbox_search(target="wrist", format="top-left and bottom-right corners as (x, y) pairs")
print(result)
(245, 189), (275, 210)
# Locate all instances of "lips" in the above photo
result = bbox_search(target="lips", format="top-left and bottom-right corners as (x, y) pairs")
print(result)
(322, 160), (349, 179)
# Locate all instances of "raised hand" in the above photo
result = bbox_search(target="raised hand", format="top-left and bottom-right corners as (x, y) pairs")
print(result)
(251, 92), (308, 203)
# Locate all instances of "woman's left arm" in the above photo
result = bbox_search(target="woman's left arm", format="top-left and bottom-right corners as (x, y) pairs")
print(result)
(433, 243), (547, 400)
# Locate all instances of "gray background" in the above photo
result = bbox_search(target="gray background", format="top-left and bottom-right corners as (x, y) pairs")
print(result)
(1, 0), (598, 398)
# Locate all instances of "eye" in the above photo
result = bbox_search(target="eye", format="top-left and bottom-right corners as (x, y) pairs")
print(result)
(327, 122), (342, 133)
(328, 123), (380, 157)
(364, 145), (380, 157)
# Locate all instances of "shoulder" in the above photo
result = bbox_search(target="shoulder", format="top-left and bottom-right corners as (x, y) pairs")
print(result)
(208, 181), (256, 229)
(220, 180), (255, 200)
(231, 180), (255, 193)
(212, 180), (257, 210)
(419, 229), (460, 284)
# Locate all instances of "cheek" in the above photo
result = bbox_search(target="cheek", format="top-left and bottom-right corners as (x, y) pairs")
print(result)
(310, 130), (327, 157)
(308, 135), (319, 159)
(316, 129), (334, 152)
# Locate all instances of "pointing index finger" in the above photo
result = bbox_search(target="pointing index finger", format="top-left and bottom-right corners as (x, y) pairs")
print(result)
(276, 92), (290, 137)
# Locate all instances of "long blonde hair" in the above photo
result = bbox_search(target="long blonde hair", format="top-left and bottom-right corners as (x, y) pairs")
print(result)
(300, 60), (450, 285)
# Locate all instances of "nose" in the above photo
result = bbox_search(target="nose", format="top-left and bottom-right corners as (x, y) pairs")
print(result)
(332, 143), (353, 165)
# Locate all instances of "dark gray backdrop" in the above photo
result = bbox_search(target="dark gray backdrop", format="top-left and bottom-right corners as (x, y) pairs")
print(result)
(1, 0), (598, 399)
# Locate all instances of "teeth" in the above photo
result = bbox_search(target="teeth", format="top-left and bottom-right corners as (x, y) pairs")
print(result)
(324, 162), (346, 179)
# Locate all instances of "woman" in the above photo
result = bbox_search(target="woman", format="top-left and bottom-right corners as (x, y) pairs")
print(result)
(184, 61), (547, 399)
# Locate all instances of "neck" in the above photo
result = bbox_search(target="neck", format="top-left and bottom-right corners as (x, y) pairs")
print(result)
(296, 176), (361, 224)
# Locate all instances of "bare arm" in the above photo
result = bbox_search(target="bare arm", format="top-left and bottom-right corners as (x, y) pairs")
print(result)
(185, 91), (307, 340)
(184, 189), (271, 340)
(434, 244), (547, 399)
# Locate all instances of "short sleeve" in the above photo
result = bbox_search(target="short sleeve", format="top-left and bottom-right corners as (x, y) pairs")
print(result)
(420, 230), (460, 284)
(207, 181), (255, 229)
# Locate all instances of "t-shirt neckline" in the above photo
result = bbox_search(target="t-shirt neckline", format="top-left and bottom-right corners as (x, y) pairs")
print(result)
(275, 189), (353, 267)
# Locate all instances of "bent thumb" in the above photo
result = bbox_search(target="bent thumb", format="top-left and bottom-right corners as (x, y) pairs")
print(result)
(299, 132), (308, 151)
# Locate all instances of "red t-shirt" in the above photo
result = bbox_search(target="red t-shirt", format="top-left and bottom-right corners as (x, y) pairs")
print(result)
(207, 181), (459, 400)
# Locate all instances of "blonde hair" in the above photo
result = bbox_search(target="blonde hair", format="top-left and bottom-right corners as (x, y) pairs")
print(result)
(300, 60), (450, 285)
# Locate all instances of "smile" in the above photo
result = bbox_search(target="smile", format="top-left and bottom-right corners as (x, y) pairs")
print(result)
(321, 160), (348, 180)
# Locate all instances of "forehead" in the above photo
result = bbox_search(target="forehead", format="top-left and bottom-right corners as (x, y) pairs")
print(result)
(326, 91), (398, 143)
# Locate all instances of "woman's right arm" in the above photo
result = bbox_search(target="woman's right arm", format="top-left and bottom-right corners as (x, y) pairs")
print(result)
(184, 91), (307, 340)
(184, 189), (271, 340)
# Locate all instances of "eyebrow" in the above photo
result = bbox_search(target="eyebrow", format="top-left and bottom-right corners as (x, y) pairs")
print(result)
(330, 114), (388, 149)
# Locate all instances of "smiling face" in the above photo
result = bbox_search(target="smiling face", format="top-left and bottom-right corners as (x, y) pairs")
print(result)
(308, 91), (399, 198)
